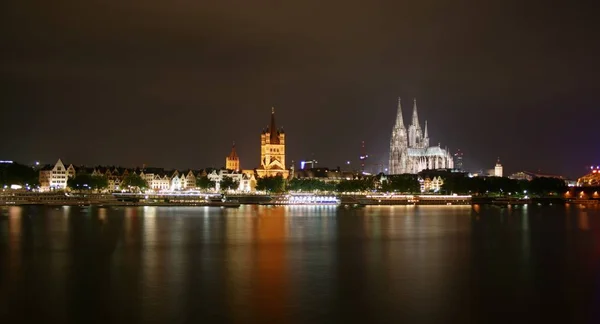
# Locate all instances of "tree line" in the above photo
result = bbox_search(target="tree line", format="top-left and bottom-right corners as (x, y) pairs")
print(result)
(0, 163), (39, 187)
(259, 174), (421, 193)
(441, 175), (567, 195)
(2, 162), (568, 196)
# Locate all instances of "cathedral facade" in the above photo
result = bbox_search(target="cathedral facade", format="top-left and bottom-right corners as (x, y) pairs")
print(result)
(256, 108), (289, 178)
(389, 98), (454, 174)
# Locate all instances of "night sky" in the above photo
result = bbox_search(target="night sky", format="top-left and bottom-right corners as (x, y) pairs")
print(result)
(1, 1), (598, 178)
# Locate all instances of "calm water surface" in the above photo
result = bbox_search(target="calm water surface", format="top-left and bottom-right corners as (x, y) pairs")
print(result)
(1, 204), (600, 323)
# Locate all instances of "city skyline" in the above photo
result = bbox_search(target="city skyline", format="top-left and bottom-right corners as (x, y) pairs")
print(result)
(1, 1), (598, 178)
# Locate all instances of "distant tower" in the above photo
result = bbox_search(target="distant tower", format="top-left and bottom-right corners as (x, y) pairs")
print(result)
(494, 158), (503, 177)
(423, 120), (430, 148)
(226, 142), (240, 171)
(257, 107), (289, 178)
(407, 98), (423, 148)
(454, 149), (464, 171)
(389, 97), (408, 174)
(359, 141), (369, 173)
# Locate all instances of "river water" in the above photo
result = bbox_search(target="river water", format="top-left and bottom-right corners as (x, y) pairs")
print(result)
(1, 204), (599, 323)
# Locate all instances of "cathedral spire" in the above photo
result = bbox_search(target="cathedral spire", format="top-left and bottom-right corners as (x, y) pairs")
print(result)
(412, 98), (420, 128)
(424, 120), (429, 138)
(395, 97), (405, 128)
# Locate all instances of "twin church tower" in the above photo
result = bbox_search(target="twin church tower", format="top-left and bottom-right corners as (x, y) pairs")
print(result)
(389, 98), (454, 174)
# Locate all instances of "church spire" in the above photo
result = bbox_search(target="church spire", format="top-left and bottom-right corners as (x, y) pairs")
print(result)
(269, 107), (280, 144)
(412, 98), (420, 128)
(424, 120), (429, 138)
(228, 141), (238, 160)
(395, 97), (405, 128)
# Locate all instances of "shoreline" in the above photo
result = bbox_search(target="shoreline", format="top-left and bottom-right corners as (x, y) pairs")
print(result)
(0, 192), (593, 207)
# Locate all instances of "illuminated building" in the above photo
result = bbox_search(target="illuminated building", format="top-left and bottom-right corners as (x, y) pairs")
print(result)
(420, 176), (444, 192)
(509, 171), (565, 181)
(494, 158), (503, 177)
(207, 169), (256, 192)
(577, 166), (600, 187)
(39, 159), (76, 191)
(389, 98), (454, 174)
(169, 170), (197, 191)
(184, 170), (196, 188)
(170, 171), (185, 190)
(151, 174), (171, 191)
(256, 108), (289, 178)
(454, 149), (464, 171)
(226, 142), (240, 171)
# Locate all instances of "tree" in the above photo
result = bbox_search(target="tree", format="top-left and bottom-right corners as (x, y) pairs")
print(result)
(528, 177), (567, 195)
(67, 174), (108, 191)
(121, 174), (148, 192)
(93, 176), (109, 191)
(381, 174), (420, 193)
(256, 175), (285, 193)
(288, 178), (335, 192)
(335, 178), (376, 192)
(0, 162), (38, 188)
(220, 176), (239, 191)
(196, 176), (215, 190)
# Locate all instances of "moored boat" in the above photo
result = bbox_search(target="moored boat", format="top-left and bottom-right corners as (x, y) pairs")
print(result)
(261, 194), (340, 206)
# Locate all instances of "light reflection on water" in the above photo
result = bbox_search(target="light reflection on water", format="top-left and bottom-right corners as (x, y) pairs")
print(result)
(1, 204), (600, 323)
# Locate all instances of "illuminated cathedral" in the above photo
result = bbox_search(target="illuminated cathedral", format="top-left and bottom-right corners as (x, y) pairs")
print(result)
(389, 98), (454, 174)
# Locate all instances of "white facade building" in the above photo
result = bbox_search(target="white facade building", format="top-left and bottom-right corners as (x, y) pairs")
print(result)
(39, 159), (72, 191)
(170, 172), (184, 191)
(150, 174), (170, 191)
(208, 169), (256, 192)
(494, 159), (503, 177)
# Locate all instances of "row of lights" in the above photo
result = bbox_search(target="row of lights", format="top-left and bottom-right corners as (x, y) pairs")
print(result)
(567, 191), (600, 198)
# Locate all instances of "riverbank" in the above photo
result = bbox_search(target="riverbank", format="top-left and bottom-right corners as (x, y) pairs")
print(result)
(1, 191), (587, 207)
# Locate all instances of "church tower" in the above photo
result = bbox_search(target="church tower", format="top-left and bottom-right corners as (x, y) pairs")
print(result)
(423, 120), (430, 148)
(389, 97), (408, 174)
(408, 98), (424, 148)
(225, 142), (240, 171)
(257, 108), (289, 178)
(494, 158), (503, 177)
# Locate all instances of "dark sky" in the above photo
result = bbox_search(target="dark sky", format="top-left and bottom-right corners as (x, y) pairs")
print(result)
(1, 0), (598, 178)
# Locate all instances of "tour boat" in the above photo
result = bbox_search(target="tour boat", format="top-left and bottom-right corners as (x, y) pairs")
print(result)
(261, 194), (340, 206)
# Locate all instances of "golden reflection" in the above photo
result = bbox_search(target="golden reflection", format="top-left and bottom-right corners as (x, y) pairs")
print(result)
(577, 211), (589, 231)
(98, 207), (107, 223)
(123, 207), (141, 246)
(253, 207), (288, 321)
(8, 206), (23, 255)
(225, 208), (255, 320)
(5, 207), (23, 292)
(141, 206), (163, 308)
